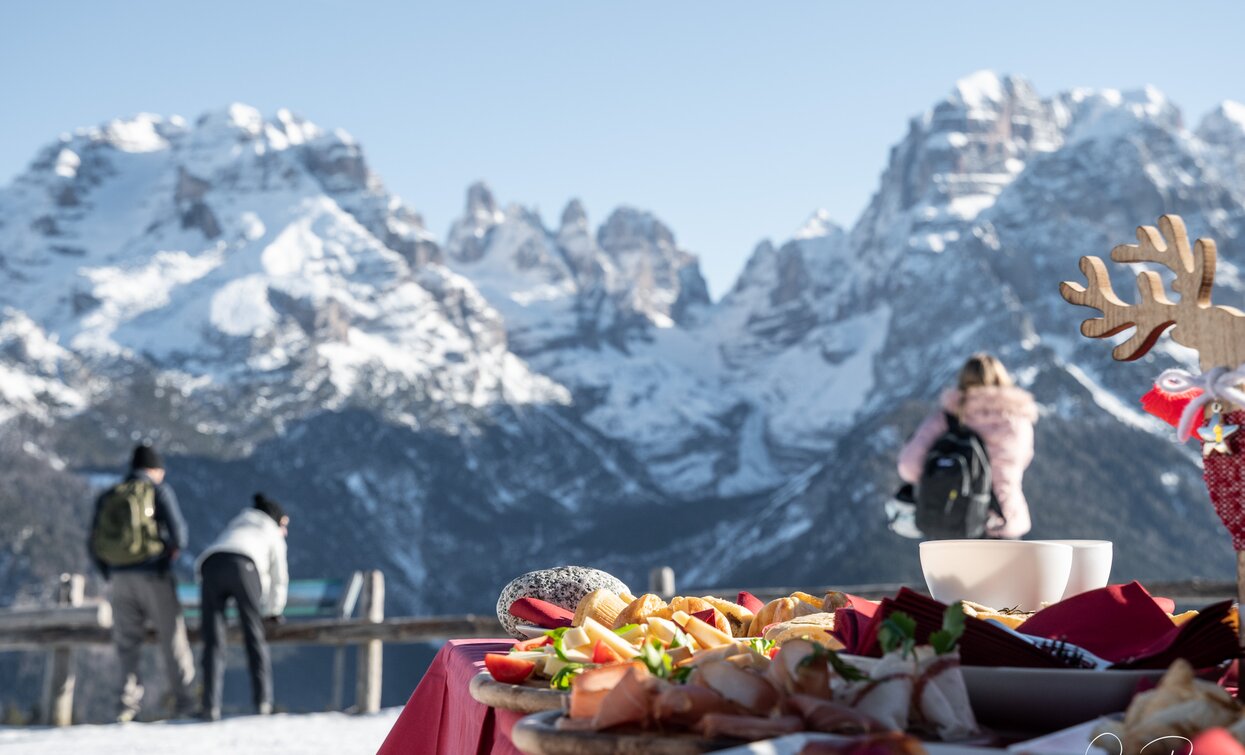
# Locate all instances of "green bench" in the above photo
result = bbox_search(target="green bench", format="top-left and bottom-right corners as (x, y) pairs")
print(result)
(177, 572), (364, 621)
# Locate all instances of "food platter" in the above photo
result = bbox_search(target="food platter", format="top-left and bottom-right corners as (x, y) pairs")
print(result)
(713, 732), (1004, 755)
(961, 666), (1164, 734)
(513, 713), (1006, 755)
(468, 671), (567, 714)
(511, 709), (738, 755)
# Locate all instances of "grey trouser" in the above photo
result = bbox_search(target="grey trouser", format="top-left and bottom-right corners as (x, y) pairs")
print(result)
(110, 570), (196, 715)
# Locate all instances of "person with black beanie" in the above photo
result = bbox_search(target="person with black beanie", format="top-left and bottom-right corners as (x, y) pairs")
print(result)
(194, 493), (290, 720)
(88, 442), (196, 721)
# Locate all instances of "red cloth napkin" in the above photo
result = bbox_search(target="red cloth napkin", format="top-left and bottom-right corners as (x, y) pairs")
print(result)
(508, 597), (573, 629)
(832, 595), (881, 653)
(1017, 582), (1177, 661)
(1191, 729), (1245, 755)
(849, 584), (1237, 670)
(1018, 582), (1236, 668)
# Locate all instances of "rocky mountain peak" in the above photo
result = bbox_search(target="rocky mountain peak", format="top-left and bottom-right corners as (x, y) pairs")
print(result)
(446, 182), (505, 263)
(466, 181), (500, 219)
(1058, 86), (1183, 147)
(597, 207), (675, 251)
(1195, 101), (1245, 196)
(1197, 101), (1245, 147)
(595, 208), (709, 327)
(794, 209), (843, 241)
(559, 198), (588, 232)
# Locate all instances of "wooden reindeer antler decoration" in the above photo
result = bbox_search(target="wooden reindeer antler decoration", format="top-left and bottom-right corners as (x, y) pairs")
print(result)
(1061, 215), (1245, 676)
(1059, 214), (1245, 371)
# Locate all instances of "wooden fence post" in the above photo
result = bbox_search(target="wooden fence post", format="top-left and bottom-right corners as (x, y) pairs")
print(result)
(355, 570), (384, 714)
(331, 645), (347, 711)
(41, 573), (84, 726)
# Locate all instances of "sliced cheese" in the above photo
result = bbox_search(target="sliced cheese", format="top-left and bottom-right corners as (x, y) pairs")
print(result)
(562, 626), (592, 652)
(646, 616), (679, 644)
(563, 647), (593, 664)
(682, 615), (734, 649)
(580, 617), (640, 660)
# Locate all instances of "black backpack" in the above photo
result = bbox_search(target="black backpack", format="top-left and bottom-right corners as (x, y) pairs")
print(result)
(915, 412), (1003, 539)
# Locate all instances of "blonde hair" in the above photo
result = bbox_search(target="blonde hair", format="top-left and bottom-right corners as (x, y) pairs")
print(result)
(958, 352), (1013, 393)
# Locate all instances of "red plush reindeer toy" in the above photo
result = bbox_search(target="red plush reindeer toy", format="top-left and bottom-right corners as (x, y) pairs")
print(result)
(1060, 214), (1245, 647)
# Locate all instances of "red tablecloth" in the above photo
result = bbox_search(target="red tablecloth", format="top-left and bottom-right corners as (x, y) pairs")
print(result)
(377, 639), (524, 755)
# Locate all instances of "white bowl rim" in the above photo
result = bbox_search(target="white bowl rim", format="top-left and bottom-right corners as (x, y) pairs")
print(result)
(919, 540), (1073, 549)
(1030, 539), (1113, 547)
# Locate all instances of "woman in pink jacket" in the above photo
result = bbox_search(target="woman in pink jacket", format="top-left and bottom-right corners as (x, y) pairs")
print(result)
(897, 353), (1038, 539)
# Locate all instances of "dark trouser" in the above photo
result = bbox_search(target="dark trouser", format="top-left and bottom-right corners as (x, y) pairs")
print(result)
(200, 552), (271, 713)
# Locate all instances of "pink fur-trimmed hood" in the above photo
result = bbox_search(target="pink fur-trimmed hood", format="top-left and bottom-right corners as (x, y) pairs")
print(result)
(939, 386), (1039, 423)
(898, 383), (1039, 538)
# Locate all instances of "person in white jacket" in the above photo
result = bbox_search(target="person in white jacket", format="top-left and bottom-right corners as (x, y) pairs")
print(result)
(195, 493), (289, 720)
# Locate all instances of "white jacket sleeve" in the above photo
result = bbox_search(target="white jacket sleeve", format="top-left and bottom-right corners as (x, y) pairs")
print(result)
(267, 532), (289, 618)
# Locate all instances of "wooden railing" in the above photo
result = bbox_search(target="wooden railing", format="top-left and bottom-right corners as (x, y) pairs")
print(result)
(0, 570), (434, 725)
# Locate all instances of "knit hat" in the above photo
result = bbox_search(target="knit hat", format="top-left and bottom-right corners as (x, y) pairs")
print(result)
(253, 493), (287, 525)
(131, 443), (164, 471)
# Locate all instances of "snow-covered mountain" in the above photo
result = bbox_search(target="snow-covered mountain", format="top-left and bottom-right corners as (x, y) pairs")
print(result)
(2, 73), (1242, 620)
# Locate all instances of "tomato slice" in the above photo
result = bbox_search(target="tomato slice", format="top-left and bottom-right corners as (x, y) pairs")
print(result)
(485, 652), (536, 684)
(591, 640), (622, 664)
(513, 635), (552, 652)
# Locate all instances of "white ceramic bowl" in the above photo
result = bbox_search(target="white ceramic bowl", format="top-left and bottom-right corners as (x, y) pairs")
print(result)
(919, 540), (1073, 611)
(1033, 539), (1113, 600)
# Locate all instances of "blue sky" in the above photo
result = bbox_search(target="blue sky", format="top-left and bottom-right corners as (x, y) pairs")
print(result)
(3, 2), (1245, 297)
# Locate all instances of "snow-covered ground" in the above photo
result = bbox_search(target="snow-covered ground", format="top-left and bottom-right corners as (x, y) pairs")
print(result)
(0, 709), (402, 755)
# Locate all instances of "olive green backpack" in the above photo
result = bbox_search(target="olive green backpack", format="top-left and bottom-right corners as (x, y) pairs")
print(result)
(91, 480), (165, 566)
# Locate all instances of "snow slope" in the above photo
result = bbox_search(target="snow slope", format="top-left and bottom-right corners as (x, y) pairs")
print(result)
(0, 710), (402, 755)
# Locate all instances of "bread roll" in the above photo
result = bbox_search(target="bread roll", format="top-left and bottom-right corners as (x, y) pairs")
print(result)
(613, 593), (668, 629)
(822, 592), (850, 611)
(747, 597), (820, 637)
(699, 596), (757, 638)
(573, 589), (629, 628)
(763, 612), (843, 649)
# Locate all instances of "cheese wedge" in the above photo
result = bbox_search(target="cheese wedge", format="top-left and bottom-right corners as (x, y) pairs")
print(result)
(562, 626), (591, 651)
(646, 616), (680, 644)
(580, 617), (639, 660)
(681, 614), (735, 649)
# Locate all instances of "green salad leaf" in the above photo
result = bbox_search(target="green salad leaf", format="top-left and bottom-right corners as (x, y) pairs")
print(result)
(547, 627), (572, 662)
(826, 649), (868, 681)
(878, 611), (917, 659)
(549, 663), (587, 690)
(668, 625), (693, 650)
(639, 639), (674, 679)
(744, 638), (776, 656)
(929, 601), (966, 655)
(613, 623), (639, 636)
